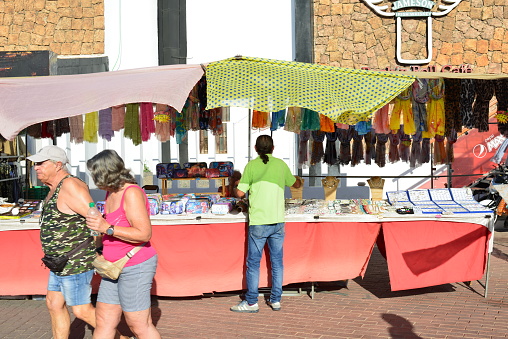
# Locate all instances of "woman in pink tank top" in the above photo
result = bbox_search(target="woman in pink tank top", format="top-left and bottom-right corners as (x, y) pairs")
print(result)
(86, 149), (161, 339)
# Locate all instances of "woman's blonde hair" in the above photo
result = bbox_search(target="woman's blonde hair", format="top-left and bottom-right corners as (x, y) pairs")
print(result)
(87, 149), (136, 191)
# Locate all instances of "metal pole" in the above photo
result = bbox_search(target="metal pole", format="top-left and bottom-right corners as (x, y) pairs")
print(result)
(484, 252), (491, 298)
(248, 109), (252, 161)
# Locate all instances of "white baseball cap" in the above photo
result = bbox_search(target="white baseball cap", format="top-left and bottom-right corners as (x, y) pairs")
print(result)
(27, 145), (69, 164)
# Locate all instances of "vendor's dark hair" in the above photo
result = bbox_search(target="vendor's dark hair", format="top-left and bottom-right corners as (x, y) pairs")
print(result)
(256, 135), (273, 164)
(87, 149), (137, 191)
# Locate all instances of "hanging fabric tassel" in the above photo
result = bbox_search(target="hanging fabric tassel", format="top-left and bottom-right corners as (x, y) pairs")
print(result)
(298, 130), (311, 169)
(54, 118), (70, 137)
(140, 102), (155, 142)
(446, 129), (457, 164)
(409, 131), (422, 168)
(324, 127), (338, 165)
(421, 138), (431, 164)
(364, 129), (376, 165)
(301, 108), (321, 131)
(124, 103), (141, 146)
(388, 130), (400, 163)
(461, 79), (476, 129)
(399, 133), (411, 163)
(83, 111), (99, 143)
(351, 127), (364, 167)
(434, 135), (446, 165)
(111, 104), (125, 131)
(337, 127), (353, 165)
(69, 115), (84, 144)
(98, 108), (113, 141)
(284, 107), (301, 134)
(310, 130), (325, 165)
(472, 79), (495, 132)
(374, 133), (388, 168)
(412, 79), (429, 133)
(373, 103), (391, 134)
(444, 79), (462, 135)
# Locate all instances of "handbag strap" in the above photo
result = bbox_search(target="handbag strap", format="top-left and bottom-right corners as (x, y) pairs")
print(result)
(125, 242), (147, 259)
(67, 237), (94, 257)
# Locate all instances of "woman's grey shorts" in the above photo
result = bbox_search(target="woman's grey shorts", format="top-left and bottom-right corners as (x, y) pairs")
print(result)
(97, 255), (158, 312)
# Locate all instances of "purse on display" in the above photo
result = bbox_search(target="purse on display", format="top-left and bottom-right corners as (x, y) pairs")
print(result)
(92, 243), (146, 280)
(41, 237), (94, 272)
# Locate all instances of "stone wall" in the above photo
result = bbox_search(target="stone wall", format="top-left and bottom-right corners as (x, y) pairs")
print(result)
(314, 0), (508, 73)
(0, 0), (105, 55)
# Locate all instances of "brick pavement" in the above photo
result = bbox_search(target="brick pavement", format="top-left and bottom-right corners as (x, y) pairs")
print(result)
(1, 224), (507, 339)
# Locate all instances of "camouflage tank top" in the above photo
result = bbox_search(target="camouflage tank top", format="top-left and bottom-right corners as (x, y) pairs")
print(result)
(39, 175), (95, 276)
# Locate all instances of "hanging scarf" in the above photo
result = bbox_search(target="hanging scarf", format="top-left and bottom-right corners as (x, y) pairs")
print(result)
(446, 129), (457, 164)
(186, 84), (200, 131)
(337, 127), (353, 165)
(373, 103), (391, 134)
(301, 108), (321, 131)
(41, 122), (52, 139)
(320, 114), (336, 133)
(421, 138), (431, 164)
(388, 130), (400, 163)
(175, 110), (187, 144)
(434, 134), (446, 165)
(444, 79), (462, 135)
(411, 79), (429, 133)
(351, 127), (364, 167)
(461, 79), (476, 128)
(472, 79), (495, 132)
(310, 130), (325, 165)
(423, 78), (445, 138)
(355, 120), (371, 135)
(284, 107), (302, 134)
(409, 131), (422, 168)
(98, 108), (113, 141)
(154, 104), (171, 142)
(209, 107), (224, 136)
(399, 132), (411, 163)
(83, 111), (98, 143)
(391, 85), (416, 135)
(495, 79), (508, 137)
(374, 133), (388, 168)
(49, 118), (70, 138)
(69, 115), (84, 144)
(27, 123), (42, 139)
(111, 104), (125, 131)
(298, 130), (311, 169)
(270, 109), (286, 131)
(124, 103), (141, 146)
(252, 110), (270, 130)
(140, 102), (155, 142)
(364, 129), (376, 165)
(324, 127), (338, 166)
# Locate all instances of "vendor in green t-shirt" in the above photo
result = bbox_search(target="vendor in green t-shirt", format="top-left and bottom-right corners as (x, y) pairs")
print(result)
(230, 134), (302, 313)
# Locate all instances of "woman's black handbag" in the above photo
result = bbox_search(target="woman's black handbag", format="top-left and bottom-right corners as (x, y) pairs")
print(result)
(41, 237), (93, 272)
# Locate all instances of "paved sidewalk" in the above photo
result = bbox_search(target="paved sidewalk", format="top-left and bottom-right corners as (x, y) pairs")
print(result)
(1, 224), (507, 339)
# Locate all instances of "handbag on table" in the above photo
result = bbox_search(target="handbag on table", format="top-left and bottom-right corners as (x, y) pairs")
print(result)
(41, 237), (94, 272)
(93, 242), (147, 280)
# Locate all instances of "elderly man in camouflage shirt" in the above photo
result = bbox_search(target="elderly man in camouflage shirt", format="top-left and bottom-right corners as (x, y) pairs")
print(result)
(29, 146), (130, 339)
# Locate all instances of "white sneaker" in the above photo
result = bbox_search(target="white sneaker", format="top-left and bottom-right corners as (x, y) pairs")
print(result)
(267, 301), (281, 311)
(230, 300), (259, 313)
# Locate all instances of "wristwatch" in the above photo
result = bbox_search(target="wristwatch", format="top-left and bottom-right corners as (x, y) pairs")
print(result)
(106, 225), (115, 236)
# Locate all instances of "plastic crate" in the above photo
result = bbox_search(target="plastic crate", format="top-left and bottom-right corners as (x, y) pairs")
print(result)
(26, 186), (50, 200)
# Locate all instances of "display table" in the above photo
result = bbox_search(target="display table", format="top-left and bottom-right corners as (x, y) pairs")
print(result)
(0, 212), (494, 296)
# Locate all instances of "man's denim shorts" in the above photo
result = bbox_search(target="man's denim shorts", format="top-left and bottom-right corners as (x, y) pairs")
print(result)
(47, 270), (94, 306)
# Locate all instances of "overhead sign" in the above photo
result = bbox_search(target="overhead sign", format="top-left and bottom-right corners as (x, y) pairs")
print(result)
(362, 0), (463, 64)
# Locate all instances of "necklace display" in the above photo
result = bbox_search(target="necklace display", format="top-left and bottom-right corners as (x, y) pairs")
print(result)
(322, 176), (340, 201)
(367, 176), (384, 189)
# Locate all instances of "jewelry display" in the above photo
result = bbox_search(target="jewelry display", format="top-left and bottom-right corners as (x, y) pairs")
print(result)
(367, 176), (385, 201)
(322, 176), (340, 201)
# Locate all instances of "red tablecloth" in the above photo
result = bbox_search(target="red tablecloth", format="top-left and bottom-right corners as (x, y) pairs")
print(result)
(381, 220), (490, 291)
(0, 219), (490, 296)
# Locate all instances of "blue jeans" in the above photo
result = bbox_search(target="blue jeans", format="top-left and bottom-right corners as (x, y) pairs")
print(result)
(47, 270), (94, 306)
(245, 223), (285, 305)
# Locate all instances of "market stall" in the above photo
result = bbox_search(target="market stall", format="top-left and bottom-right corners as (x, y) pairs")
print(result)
(0, 208), (493, 297)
